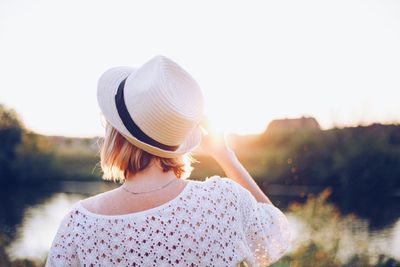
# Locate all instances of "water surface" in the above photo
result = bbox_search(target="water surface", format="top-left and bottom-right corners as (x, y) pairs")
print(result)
(1, 181), (399, 264)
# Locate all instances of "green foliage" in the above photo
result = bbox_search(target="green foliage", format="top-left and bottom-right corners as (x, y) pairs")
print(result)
(0, 104), (65, 184)
(12, 132), (60, 182)
(0, 103), (103, 183)
(252, 123), (400, 188)
(0, 105), (23, 180)
(284, 188), (353, 266)
(270, 189), (400, 267)
(52, 152), (101, 180)
(248, 122), (400, 227)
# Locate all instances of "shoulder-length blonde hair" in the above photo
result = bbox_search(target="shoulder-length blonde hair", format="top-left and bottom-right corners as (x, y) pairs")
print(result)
(99, 122), (194, 183)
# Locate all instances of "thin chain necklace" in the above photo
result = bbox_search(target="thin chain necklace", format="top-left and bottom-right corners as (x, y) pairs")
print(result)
(121, 178), (179, 194)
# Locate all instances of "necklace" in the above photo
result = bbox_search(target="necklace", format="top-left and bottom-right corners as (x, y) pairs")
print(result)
(121, 178), (179, 194)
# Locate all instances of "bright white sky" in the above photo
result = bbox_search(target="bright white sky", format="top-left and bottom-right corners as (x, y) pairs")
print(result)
(1, 0), (399, 137)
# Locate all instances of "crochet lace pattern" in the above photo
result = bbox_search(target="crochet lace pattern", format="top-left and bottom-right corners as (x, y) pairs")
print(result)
(45, 176), (291, 267)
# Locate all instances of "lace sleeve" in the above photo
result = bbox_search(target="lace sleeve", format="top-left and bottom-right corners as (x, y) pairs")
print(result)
(231, 180), (291, 267)
(45, 211), (79, 267)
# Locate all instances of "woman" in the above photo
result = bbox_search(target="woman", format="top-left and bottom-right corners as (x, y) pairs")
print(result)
(45, 55), (291, 267)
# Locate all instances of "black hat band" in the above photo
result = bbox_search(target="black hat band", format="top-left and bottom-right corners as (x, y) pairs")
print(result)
(114, 78), (179, 152)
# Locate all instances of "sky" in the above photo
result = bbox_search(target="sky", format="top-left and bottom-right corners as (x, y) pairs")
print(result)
(0, 0), (399, 137)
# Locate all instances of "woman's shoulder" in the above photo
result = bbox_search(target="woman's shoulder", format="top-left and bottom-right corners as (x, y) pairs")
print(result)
(203, 175), (241, 188)
(193, 175), (241, 197)
(48, 200), (84, 238)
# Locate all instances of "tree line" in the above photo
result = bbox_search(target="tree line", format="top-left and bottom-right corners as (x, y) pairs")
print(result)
(1, 104), (399, 227)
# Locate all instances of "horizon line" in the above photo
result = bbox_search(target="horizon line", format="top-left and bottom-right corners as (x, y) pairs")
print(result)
(29, 117), (400, 139)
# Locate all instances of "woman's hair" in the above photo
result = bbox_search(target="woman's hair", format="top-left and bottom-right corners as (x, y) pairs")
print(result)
(99, 122), (194, 183)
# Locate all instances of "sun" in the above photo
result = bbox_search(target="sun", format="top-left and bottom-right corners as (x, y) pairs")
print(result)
(202, 100), (270, 136)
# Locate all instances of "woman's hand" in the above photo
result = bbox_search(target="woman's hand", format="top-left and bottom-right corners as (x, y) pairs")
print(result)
(199, 118), (233, 162)
(199, 117), (272, 204)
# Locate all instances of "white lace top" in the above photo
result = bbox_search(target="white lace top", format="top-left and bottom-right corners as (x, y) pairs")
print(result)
(45, 176), (291, 267)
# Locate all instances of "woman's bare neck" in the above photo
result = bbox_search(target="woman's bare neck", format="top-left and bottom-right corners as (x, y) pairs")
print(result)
(123, 161), (178, 190)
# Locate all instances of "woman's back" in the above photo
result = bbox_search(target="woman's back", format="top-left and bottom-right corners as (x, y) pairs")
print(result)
(45, 176), (290, 267)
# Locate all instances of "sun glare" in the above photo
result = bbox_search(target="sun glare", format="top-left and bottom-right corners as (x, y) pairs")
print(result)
(199, 114), (227, 146)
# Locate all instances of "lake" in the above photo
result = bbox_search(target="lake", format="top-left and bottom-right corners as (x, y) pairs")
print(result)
(1, 180), (399, 266)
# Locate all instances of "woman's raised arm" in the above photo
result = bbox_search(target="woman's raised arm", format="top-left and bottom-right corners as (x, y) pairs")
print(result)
(199, 124), (272, 204)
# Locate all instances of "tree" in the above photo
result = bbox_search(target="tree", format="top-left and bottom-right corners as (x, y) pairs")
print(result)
(0, 104), (23, 181)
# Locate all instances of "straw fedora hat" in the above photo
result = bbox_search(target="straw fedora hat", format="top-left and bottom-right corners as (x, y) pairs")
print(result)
(97, 55), (204, 158)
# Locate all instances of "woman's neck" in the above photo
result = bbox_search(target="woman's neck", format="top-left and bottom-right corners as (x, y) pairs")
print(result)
(123, 160), (178, 189)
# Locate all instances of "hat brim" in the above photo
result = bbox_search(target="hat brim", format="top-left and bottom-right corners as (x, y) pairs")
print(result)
(97, 66), (202, 158)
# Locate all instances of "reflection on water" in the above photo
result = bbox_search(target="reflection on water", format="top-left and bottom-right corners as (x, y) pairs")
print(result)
(7, 193), (83, 261)
(2, 182), (400, 264)
(287, 214), (400, 264)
